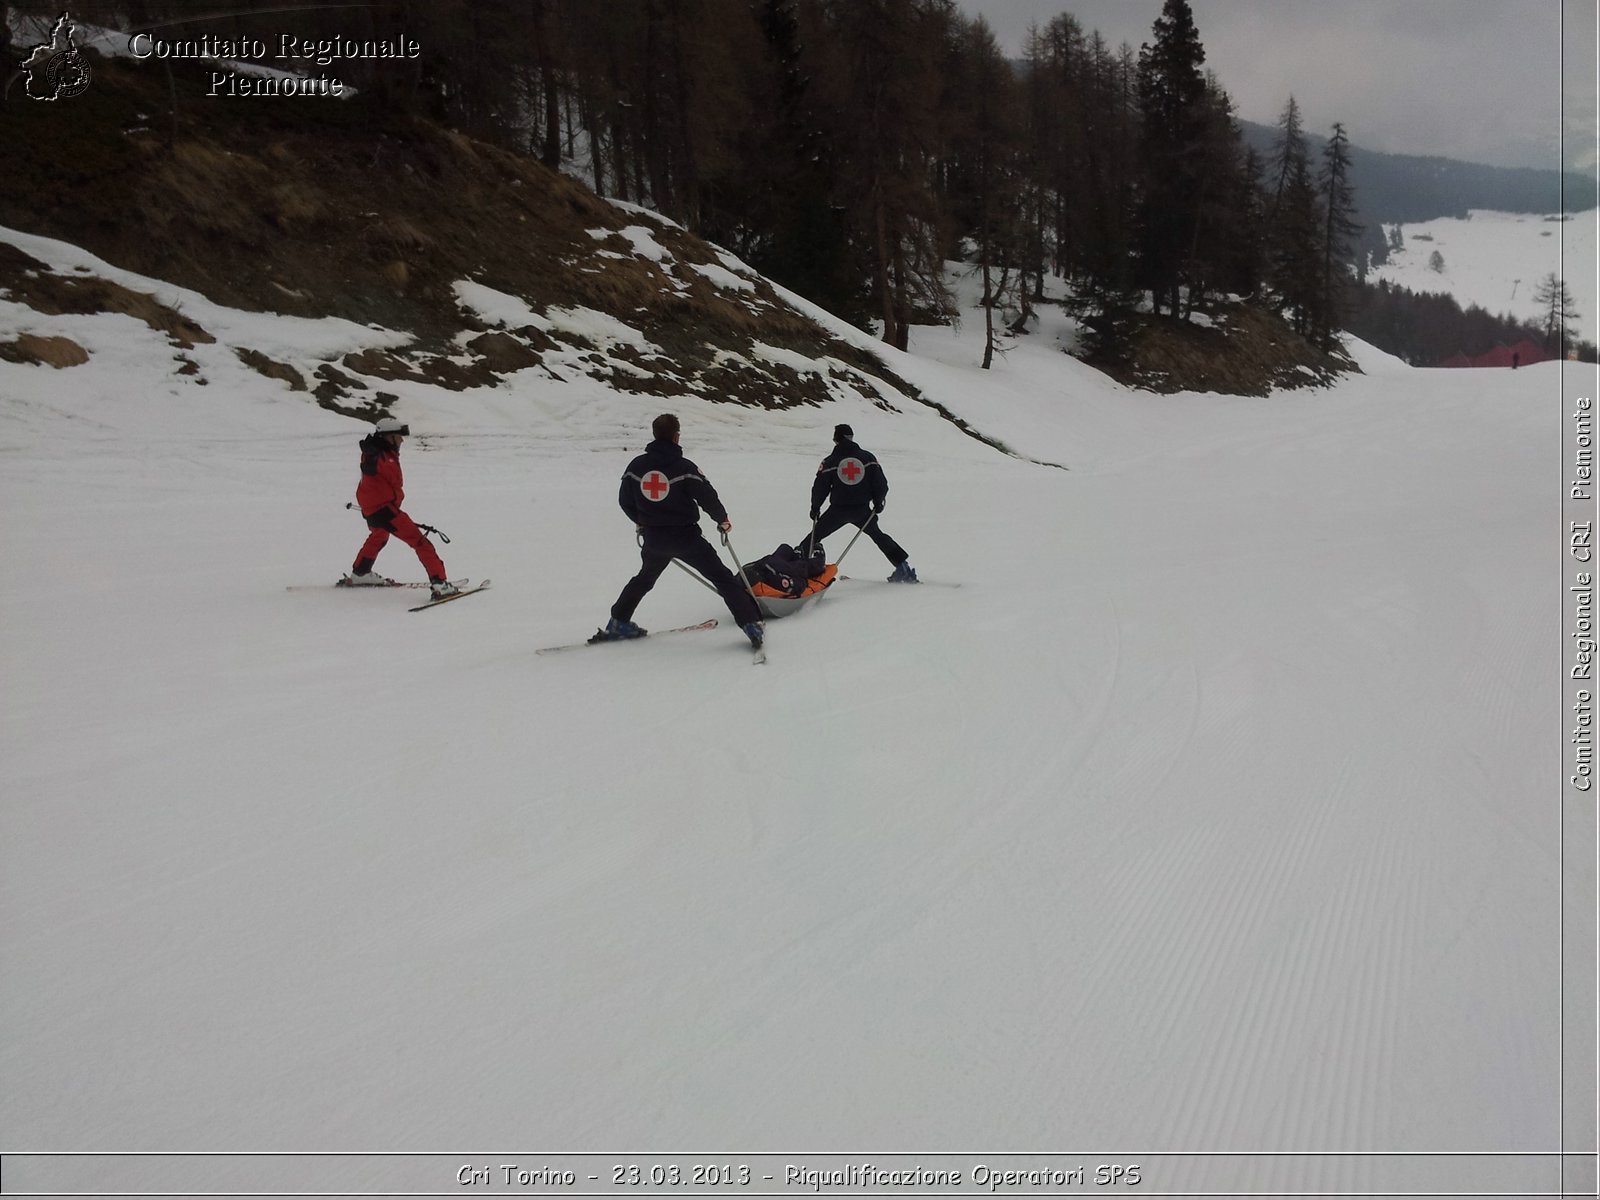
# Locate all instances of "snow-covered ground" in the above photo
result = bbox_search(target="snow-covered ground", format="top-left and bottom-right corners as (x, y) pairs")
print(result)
(0, 224), (1582, 1197)
(1370, 208), (1597, 342)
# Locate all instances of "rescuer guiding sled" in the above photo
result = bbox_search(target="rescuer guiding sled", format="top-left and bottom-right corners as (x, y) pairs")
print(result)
(798, 424), (917, 583)
(596, 413), (766, 651)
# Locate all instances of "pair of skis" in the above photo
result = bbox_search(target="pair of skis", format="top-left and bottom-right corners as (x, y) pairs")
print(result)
(296, 572), (954, 651)
(288, 577), (491, 611)
(535, 618), (766, 664)
(292, 580), (758, 659)
(409, 580), (492, 611)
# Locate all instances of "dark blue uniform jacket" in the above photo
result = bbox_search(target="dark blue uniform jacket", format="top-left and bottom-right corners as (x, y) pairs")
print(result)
(619, 439), (731, 528)
(811, 438), (888, 513)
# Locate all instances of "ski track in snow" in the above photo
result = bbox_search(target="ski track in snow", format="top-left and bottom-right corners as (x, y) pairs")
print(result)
(0, 228), (1577, 1186)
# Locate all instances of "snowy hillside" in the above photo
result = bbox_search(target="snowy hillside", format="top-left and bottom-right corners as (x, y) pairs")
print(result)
(0, 217), (1575, 1198)
(1369, 208), (1597, 341)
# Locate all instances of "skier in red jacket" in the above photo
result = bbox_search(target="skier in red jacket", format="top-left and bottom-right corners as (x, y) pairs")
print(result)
(345, 418), (458, 597)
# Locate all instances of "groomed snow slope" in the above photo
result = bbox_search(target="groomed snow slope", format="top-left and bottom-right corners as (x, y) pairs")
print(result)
(0, 233), (1566, 1194)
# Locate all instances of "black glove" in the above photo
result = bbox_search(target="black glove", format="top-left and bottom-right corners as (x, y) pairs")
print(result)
(809, 507), (821, 522)
(872, 499), (885, 514)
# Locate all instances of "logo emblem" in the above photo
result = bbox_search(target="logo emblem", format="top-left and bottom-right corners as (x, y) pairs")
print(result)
(836, 457), (866, 485)
(21, 12), (92, 101)
(639, 471), (670, 501)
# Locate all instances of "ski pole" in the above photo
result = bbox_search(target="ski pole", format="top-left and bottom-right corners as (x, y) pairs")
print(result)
(833, 512), (877, 570)
(721, 527), (755, 594)
(345, 502), (449, 544)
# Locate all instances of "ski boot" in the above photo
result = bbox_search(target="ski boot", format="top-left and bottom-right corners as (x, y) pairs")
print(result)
(591, 617), (647, 643)
(342, 571), (395, 586)
(430, 577), (461, 599)
(742, 621), (765, 650)
(887, 561), (919, 583)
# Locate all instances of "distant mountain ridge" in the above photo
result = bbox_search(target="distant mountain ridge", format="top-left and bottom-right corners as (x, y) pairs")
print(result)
(1237, 119), (1596, 268)
(1238, 119), (1596, 223)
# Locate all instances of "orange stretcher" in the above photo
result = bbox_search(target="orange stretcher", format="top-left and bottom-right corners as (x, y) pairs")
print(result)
(750, 563), (838, 618)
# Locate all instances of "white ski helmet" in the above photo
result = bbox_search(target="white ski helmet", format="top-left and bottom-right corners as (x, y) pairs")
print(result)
(374, 418), (409, 436)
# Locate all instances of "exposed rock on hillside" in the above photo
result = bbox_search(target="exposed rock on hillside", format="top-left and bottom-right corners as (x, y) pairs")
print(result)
(1084, 302), (1359, 396)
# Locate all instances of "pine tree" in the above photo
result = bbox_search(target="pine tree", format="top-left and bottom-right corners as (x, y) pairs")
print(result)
(1231, 145), (1269, 295)
(528, 0), (563, 168)
(957, 18), (1019, 368)
(1071, 35), (1143, 357)
(729, 0), (864, 320)
(1183, 77), (1256, 315)
(562, 4), (647, 203)
(1532, 272), (1581, 354)
(1133, 0), (1209, 317)
(1264, 95), (1320, 334)
(1266, 96), (1305, 225)
(1315, 122), (1361, 349)
(1040, 14), (1090, 285)
(820, 0), (953, 349)
(1014, 24), (1055, 313)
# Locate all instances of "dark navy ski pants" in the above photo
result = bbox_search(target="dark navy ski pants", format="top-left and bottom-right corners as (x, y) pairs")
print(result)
(612, 525), (761, 627)
(800, 504), (907, 566)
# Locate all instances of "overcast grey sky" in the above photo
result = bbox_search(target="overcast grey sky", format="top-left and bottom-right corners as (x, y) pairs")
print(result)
(956, 0), (1598, 176)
